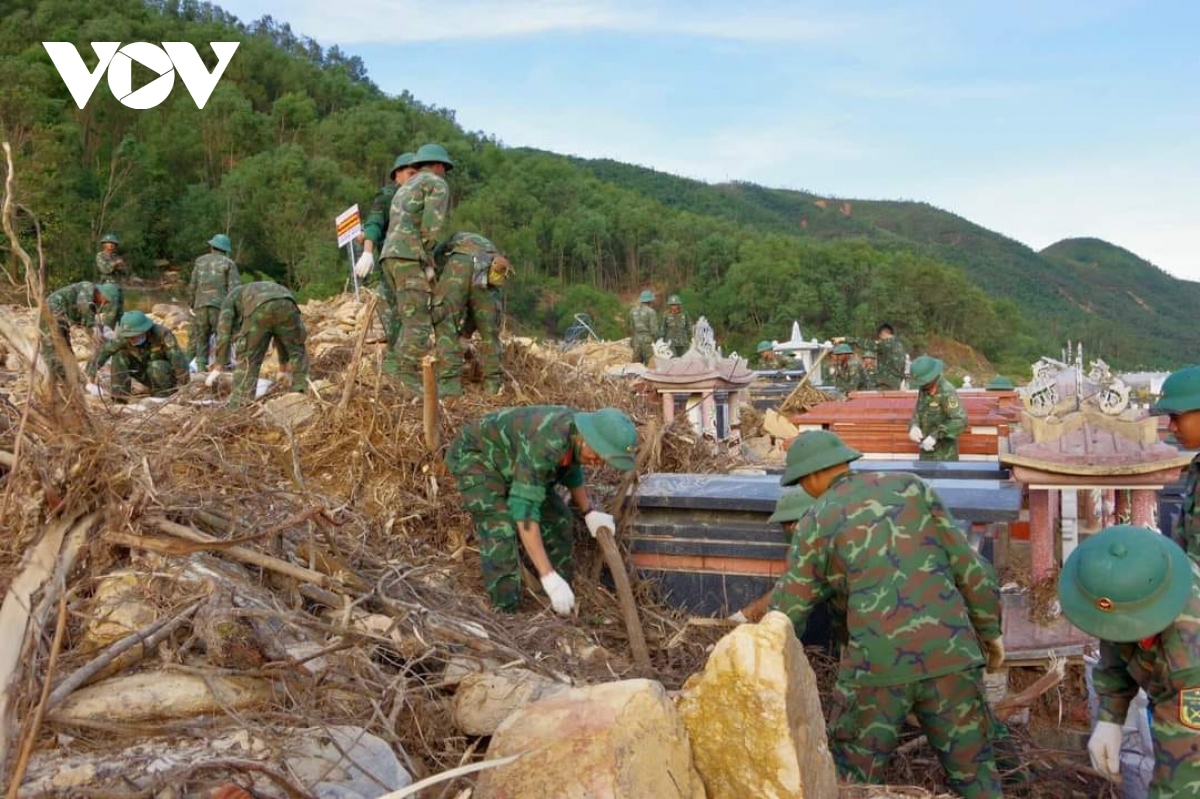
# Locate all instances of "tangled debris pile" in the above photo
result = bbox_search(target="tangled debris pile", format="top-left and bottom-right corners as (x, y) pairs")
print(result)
(0, 293), (1101, 798)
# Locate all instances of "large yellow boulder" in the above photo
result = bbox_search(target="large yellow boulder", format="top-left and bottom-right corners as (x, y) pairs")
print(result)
(677, 611), (837, 799)
(475, 678), (706, 799)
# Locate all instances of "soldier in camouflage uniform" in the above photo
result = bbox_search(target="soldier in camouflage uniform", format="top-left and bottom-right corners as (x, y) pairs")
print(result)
(829, 343), (869, 394)
(40, 281), (123, 377)
(187, 233), (240, 370)
(1058, 525), (1200, 796)
(207, 281), (309, 408)
(771, 430), (1005, 798)
(908, 355), (968, 461)
(379, 143), (453, 391)
(95, 233), (127, 281)
(1151, 365), (1200, 562)
(446, 406), (637, 615)
(660, 294), (690, 357)
(873, 323), (907, 390)
(355, 152), (416, 351)
(628, 290), (658, 365)
(753, 340), (778, 370)
(433, 231), (510, 395)
(88, 310), (188, 399)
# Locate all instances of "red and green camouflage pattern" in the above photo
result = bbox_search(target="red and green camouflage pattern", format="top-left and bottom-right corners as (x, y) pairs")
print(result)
(1174, 455), (1200, 563)
(912, 377), (968, 461)
(89, 322), (188, 398)
(769, 469), (1003, 794)
(434, 232), (504, 393)
(447, 405), (587, 610)
(188, 252), (240, 370)
(214, 282), (309, 407)
(628, 303), (658, 364)
(831, 355), (870, 394)
(189, 252), (240, 310)
(660, 305), (690, 357)
(379, 169), (450, 263)
(874, 335), (906, 390)
(1092, 562), (1200, 795)
(829, 669), (1001, 798)
(769, 470), (1001, 685)
(95, 249), (125, 280)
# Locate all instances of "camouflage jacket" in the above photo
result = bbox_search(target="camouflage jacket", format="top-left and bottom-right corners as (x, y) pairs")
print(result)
(213, 281), (297, 365)
(628, 304), (658, 343)
(380, 169), (450, 263)
(89, 323), (187, 381)
(449, 405), (586, 522)
(912, 377), (968, 441)
(875, 336), (906, 390)
(47, 281), (122, 329)
(363, 183), (398, 249)
(769, 470), (1002, 686)
(1093, 563), (1200, 734)
(660, 309), (691, 351)
(189, 252), (240, 310)
(1173, 455), (1200, 563)
(95, 250), (125, 279)
(832, 357), (870, 394)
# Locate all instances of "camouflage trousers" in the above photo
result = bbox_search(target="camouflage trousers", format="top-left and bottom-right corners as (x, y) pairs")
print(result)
(109, 352), (181, 398)
(370, 267), (401, 349)
(829, 669), (1001, 799)
(434, 254), (505, 394)
(381, 258), (432, 391)
(188, 305), (220, 369)
(1147, 693), (1200, 797)
(38, 317), (74, 378)
(631, 337), (654, 365)
(229, 298), (309, 408)
(448, 455), (574, 612)
(919, 438), (960, 462)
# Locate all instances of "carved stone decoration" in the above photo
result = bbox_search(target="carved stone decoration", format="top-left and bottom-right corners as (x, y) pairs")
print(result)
(651, 339), (674, 361)
(1018, 346), (1130, 418)
(692, 316), (718, 360)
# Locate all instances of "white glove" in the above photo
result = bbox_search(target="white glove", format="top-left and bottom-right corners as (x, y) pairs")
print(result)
(584, 509), (615, 538)
(205, 368), (221, 388)
(85, 381), (101, 397)
(728, 611), (749, 623)
(188, 358), (199, 374)
(97, 325), (116, 341)
(353, 251), (374, 278)
(1087, 720), (1123, 780)
(921, 435), (937, 452)
(539, 572), (575, 616)
(908, 425), (923, 444)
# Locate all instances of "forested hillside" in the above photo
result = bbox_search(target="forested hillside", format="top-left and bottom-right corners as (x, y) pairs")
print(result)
(0, 0), (1187, 371)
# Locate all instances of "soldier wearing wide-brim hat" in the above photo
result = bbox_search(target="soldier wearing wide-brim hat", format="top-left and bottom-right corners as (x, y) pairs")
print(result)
(89, 310), (188, 400)
(829, 343), (869, 394)
(95, 233), (127, 281)
(908, 355), (968, 461)
(1058, 524), (1200, 793)
(188, 233), (240, 371)
(768, 429), (1005, 797)
(1151, 365), (1200, 563)
(355, 152), (418, 351)
(659, 293), (691, 357)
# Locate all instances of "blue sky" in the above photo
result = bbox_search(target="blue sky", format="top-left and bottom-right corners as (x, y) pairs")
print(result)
(216, 0), (1200, 280)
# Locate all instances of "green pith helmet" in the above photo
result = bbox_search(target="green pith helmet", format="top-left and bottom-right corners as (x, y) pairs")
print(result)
(909, 355), (943, 387)
(390, 152), (416, 178)
(208, 233), (232, 253)
(638, 289), (655, 303)
(782, 430), (862, 487)
(768, 489), (815, 525)
(1058, 525), (1191, 642)
(1151, 365), (1200, 415)
(667, 294), (682, 306)
(100, 233), (120, 246)
(862, 349), (877, 360)
(96, 283), (121, 304)
(832, 343), (853, 355)
(756, 340), (774, 354)
(575, 409), (638, 472)
(412, 143), (454, 170)
(987, 375), (1015, 390)
(118, 310), (154, 337)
